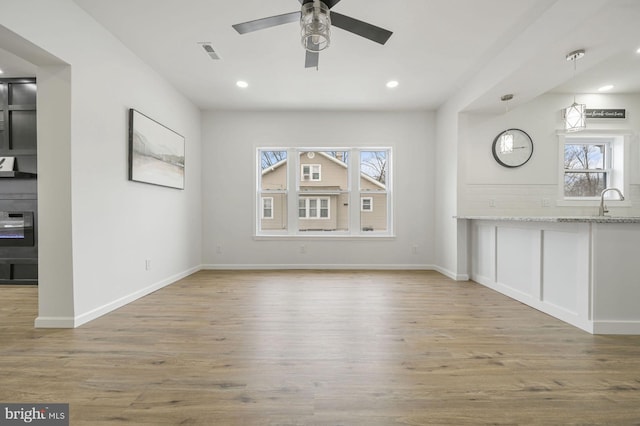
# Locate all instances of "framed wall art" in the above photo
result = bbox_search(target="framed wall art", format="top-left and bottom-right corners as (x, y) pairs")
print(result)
(128, 108), (185, 189)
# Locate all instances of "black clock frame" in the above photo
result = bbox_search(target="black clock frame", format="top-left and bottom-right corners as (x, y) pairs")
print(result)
(491, 128), (533, 168)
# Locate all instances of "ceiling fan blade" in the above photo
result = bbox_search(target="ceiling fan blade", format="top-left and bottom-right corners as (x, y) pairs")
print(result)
(305, 50), (319, 69)
(299, 0), (342, 8)
(330, 12), (393, 45)
(232, 11), (300, 34)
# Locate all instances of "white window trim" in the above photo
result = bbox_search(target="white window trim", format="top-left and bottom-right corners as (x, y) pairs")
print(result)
(556, 131), (631, 207)
(361, 197), (373, 212)
(261, 197), (274, 219)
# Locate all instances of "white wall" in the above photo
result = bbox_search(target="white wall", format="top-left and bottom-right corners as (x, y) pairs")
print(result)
(434, 104), (465, 280)
(201, 110), (435, 269)
(36, 64), (75, 323)
(0, 0), (203, 327)
(459, 93), (640, 217)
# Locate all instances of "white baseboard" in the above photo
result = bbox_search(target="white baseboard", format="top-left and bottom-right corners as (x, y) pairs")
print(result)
(34, 265), (203, 329)
(34, 316), (76, 328)
(201, 263), (435, 271)
(593, 321), (640, 335)
(433, 265), (469, 281)
(471, 274), (595, 334)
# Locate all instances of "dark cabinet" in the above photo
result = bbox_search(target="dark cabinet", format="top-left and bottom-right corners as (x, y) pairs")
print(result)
(0, 78), (37, 174)
(0, 261), (37, 284)
(0, 78), (38, 285)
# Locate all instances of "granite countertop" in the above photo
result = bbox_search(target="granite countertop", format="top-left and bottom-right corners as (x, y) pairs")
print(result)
(455, 216), (640, 223)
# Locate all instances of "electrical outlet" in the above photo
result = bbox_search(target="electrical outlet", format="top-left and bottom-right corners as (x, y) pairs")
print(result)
(216, 245), (222, 254)
(145, 259), (151, 271)
(412, 245), (418, 255)
(541, 198), (551, 207)
(300, 245), (306, 254)
(489, 199), (496, 208)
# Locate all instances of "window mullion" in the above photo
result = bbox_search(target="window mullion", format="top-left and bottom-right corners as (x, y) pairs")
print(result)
(288, 148), (298, 234)
(349, 148), (360, 234)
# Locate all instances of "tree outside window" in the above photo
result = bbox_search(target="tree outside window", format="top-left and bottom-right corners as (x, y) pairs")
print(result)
(564, 143), (607, 197)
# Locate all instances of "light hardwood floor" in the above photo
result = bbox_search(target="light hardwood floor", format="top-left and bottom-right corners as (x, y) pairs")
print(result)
(2, 270), (640, 425)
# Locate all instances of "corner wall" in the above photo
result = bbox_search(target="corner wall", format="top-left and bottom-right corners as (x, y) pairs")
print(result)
(434, 104), (464, 279)
(0, 0), (203, 327)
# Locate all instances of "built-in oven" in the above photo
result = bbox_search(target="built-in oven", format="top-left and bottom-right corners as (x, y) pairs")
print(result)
(0, 211), (35, 247)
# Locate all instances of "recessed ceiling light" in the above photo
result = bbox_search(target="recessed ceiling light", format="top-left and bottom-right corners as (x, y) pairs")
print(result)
(598, 84), (614, 92)
(236, 80), (249, 88)
(637, 47), (640, 54)
(386, 80), (399, 89)
(0, 68), (4, 74)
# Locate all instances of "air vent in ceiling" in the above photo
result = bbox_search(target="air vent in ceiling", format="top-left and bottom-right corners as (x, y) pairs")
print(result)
(199, 43), (221, 60)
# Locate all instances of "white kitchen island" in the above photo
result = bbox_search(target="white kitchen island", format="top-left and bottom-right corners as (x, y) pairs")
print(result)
(458, 216), (640, 335)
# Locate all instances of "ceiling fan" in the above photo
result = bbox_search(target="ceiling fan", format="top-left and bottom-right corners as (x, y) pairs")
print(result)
(232, 0), (393, 69)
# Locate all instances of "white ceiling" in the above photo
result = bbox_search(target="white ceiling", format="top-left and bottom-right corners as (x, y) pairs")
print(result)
(3, 0), (640, 112)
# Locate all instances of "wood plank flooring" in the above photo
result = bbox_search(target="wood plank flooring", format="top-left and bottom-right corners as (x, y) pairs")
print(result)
(1, 270), (640, 425)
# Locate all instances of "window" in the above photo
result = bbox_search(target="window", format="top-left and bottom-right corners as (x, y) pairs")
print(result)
(361, 197), (373, 211)
(360, 150), (388, 232)
(301, 164), (321, 181)
(262, 197), (273, 219)
(563, 141), (609, 197)
(298, 150), (348, 232)
(558, 133), (629, 204)
(299, 197), (330, 219)
(257, 148), (392, 236)
(258, 150), (288, 232)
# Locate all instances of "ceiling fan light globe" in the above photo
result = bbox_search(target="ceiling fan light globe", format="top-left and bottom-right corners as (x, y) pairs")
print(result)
(301, 1), (331, 52)
(302, 34), (330, 52)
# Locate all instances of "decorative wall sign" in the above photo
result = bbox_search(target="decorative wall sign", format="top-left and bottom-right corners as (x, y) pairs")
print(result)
(128, 109), (185, 189)
(585, 109), (626, 119)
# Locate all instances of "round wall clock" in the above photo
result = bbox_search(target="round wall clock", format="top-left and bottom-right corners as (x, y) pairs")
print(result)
(491, 128), (533, 168)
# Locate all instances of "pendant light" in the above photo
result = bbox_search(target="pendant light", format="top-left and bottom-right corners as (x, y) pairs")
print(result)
(564, 49), (586, 132)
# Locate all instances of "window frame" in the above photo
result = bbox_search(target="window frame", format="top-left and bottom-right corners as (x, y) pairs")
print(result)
(256, 147), (393, 238)
(261, 197), (274, 219)
(562, 140), (611, 199)
(299, 196), (330, 219)
(361, 197), (373, 212)
(556, 131), (631, 207)
(257, 149), (289, 234)
(301, 164), (321, 182)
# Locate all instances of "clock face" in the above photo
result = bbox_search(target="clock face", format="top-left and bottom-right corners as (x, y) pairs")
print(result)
(491, 129), (533, 168)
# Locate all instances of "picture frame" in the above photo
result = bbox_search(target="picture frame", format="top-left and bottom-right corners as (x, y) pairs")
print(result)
(128, 108), (185, 189)
(0, 157), (15, 172)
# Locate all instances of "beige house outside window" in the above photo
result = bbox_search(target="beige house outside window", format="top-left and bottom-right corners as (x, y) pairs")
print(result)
(257, 148), (392, 236)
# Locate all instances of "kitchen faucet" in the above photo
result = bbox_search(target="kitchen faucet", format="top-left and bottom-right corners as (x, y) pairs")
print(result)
(599, 187), (624, 216)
